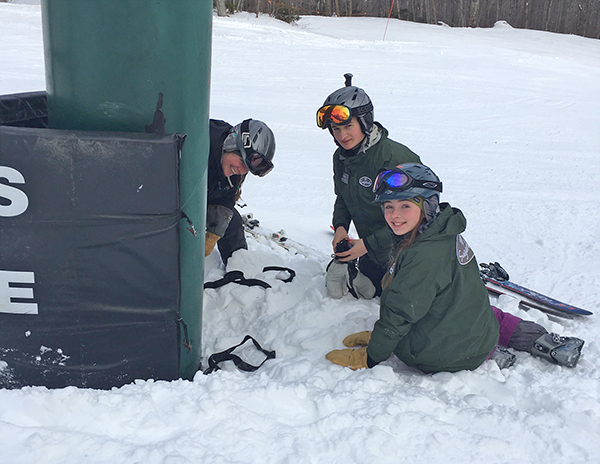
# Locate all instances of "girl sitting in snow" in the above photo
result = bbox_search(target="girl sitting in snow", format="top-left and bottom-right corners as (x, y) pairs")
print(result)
(326, 163), (584, 372)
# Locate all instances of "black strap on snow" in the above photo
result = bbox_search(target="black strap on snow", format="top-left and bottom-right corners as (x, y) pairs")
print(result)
(204, 270), (271, 289)
(203, 335), (276, 375)
(262, 266), (296, 283)
(203, 267), (296, 289)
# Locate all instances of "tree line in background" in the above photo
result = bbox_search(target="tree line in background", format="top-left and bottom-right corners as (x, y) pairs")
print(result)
(214, 0), (600, 39)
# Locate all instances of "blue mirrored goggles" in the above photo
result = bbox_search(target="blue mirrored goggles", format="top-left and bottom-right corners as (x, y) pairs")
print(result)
(373, 169), (442, 195)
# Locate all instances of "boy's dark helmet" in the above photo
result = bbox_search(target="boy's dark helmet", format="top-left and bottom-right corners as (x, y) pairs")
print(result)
(320, 73), (374, 134)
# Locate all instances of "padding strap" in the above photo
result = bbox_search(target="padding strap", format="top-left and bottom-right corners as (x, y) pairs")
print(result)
(204, 270), (271, 289)
(346, 260), (359, 299)
(204, 335), (276, 375)
(204, 267), (296, 289)
(262, 266), (296, 283)
(144, 92), (166, 135)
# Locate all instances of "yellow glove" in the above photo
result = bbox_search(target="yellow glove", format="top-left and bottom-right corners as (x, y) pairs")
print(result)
(342, 331), (372, 347)
(205, 231), (220, 257)
(325, 347), (368, 370)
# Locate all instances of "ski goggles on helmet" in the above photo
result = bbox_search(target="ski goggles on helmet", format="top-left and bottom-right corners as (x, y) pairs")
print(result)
(373, 168), (443, 196)
(239, 119), (274, 177)
(245, 151), (273, 177)
(316, 104), (352, 128)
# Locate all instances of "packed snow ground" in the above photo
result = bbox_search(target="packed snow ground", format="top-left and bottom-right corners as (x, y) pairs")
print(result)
(1, 3), (600, 463)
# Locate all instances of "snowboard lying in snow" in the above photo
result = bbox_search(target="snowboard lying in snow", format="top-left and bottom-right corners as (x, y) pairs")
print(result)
(480, 262), (593, 319)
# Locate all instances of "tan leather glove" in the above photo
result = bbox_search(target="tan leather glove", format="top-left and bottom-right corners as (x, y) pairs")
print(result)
(325, 347), (368, 370)
(342, 331), (372, 347)
(205, 231), (220, 257)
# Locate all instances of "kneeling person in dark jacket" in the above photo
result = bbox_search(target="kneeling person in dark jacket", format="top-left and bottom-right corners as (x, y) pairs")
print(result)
(206, 119), (276, 264)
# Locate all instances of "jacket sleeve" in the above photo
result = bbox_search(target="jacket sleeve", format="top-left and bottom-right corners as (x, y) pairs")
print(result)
(331, 154), (352, 230)
(363, 227), (395, 267)
(332, 193), (352, 231)
(366, 249), (442, 364)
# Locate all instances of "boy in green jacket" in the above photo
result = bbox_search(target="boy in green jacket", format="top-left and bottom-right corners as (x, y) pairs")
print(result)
(317, 74), (421, 299)
(326, 163), (585, 372)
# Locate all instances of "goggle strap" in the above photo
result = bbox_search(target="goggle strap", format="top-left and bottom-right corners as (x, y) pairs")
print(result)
(351, 101), (373, 117)
(240, 119), (252, 149)
(374, 171), (442, 194)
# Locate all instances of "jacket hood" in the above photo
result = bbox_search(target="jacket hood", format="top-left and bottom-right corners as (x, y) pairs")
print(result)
(417, 203), (466, 242)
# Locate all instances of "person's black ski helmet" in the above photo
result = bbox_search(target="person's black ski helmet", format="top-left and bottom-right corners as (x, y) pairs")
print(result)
(319, 73), (374, 134)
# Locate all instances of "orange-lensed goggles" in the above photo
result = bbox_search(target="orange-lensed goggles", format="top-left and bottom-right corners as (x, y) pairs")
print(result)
(316, 104), (352, 128)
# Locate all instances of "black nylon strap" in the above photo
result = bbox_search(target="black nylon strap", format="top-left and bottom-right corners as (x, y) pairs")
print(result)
(346, 261), (359, 299)
(204, 335), (276, 375)
(204, 270), (271, 289)
(204, 267), (296, 289)
(262, 266), (296, 283)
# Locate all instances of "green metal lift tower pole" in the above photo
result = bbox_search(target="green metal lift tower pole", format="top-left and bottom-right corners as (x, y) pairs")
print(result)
(41, 0), (212, 379)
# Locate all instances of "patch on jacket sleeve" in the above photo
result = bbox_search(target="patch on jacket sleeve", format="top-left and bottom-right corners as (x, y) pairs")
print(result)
(456, 234), (475, 265)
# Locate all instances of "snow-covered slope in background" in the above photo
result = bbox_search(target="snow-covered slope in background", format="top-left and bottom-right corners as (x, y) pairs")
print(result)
(1, 4), (599, 463)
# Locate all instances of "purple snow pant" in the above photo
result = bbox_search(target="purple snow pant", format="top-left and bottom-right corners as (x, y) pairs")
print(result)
(492, 306), (522, 347)
(490, 306), (548, 353)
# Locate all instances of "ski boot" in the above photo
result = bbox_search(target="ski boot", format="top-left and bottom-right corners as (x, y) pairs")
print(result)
(490, 346), (517, 369)
(531, 333), (585, 368)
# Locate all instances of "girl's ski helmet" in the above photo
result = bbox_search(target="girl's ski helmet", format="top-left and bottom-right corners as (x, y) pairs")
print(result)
(373, 163), (442, 222)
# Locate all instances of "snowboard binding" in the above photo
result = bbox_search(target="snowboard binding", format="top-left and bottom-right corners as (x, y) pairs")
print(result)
(241, 213), (260, 230)
(531, 333), (585, 368)
(480, 262), (510, 282)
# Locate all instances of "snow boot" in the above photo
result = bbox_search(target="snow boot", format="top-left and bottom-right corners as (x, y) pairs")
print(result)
(531, 333), (584, 368)
(490, 346), (517, 369)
